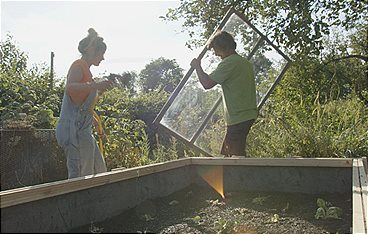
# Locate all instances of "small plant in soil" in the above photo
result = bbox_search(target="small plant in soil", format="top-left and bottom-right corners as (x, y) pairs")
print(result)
(71, 184), (351, 234)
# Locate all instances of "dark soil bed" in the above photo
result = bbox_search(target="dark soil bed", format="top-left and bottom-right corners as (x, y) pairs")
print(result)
(71, 184), (351, 233)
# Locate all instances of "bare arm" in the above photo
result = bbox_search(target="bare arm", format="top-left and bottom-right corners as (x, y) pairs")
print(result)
(190, 58), (217, 90)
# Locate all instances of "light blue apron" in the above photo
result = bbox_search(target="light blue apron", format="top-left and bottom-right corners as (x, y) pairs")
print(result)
(56, 89), (107, 178)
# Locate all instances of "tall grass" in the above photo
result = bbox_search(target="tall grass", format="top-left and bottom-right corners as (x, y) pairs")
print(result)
(248, 95), (368, 158)
(152, 134), (179, 162)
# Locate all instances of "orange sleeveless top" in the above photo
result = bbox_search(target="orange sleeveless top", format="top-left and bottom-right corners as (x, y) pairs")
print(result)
(67, 59), (93, 104)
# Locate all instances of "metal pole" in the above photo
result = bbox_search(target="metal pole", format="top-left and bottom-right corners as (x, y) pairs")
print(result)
(50, 52), (54, 90)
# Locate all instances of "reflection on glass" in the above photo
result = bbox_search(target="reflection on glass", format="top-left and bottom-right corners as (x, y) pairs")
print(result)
(250, 42), (288, 105)
(161, 71), (221, 140)
(161, 39), (223, 140)
(201, 50), (221, 74)
(223, 14), (260, 58)
(194, 103), (226, 157)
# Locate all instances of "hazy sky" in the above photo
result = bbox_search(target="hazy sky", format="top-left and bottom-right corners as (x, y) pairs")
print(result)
(1, 0), (202, 79)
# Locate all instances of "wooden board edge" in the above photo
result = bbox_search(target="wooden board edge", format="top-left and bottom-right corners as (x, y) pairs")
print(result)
(0, 158), (192, 209)
(352, 159), (367, 234)
(190, 157), (353, 167)
(0, 157), (356, 211)
(362, 157), (368, 176)
(358, 159), (368, 233)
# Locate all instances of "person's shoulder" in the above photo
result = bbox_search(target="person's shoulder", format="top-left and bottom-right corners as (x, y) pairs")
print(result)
(67, 60), (84, 78)
(236, 55), (252, 66)
(71, 59), (85, 68)
(224, 54), (249, 66)
(70, 59), (89, 73)
(220, 54), (238, 65)
(234, 54), (248, 61)
(225, 54), (246, 63)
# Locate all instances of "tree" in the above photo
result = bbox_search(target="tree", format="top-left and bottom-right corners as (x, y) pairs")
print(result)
(162, 0), (367, 105)
(138, 57), (184, 92)
(320, 27), (368, 106)
(0, 35), (28, 77)
(0, 34), (64, 128)
(162, 0), (367, 61)
(106, 71), (138, 94)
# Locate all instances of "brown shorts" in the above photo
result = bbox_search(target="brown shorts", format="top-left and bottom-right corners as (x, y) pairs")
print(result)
(221, 119), (255, 157)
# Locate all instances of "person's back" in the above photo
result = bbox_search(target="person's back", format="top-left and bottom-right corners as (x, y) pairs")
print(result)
(58, 59), (94, 125)
(66, 59), (93, 105)
(210, 53), (257, 126)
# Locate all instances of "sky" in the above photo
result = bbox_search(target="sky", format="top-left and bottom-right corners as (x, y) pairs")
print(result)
(1, 0), (202, 79)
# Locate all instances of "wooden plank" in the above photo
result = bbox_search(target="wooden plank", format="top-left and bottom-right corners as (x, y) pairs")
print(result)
(362, 157), (368, 176)
(0, 158), (192, 209)
(352, 159), (367, 234)
(358, 159), (368, 233)
(0, 157), (355, 210)
(191, 157), (353, 167)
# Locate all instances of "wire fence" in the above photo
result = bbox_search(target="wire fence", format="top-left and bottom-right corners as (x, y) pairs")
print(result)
(0, 129), (67, 191)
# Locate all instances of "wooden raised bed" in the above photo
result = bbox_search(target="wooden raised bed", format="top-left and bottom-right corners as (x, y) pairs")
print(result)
(1, 158), (367, 233)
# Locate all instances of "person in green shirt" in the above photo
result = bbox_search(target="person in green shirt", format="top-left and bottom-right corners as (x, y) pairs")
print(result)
(190, 30), (257, 157)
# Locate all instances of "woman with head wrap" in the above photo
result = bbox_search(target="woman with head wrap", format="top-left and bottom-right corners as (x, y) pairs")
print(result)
(56, 28), (113, 178)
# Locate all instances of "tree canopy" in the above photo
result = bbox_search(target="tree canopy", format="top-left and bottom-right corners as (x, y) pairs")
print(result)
(162, 0), (367, 61)
(138, 57), (184, 92)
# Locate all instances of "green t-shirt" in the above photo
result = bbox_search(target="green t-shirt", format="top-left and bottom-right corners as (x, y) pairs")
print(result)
(209, 54), (257, 126)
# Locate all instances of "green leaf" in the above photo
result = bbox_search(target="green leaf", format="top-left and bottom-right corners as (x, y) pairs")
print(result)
(326, 207), (343, 219)
(169, 200), (179, 206)
(192, 215), (201, 223)
(315, 207), (326, 219)
(271, 214), (280, 223)
(317, 198), (327, 210)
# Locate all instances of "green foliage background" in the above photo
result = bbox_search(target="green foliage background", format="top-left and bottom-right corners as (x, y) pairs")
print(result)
(0, 35), (64, 129)
(1, 0), (367, 174)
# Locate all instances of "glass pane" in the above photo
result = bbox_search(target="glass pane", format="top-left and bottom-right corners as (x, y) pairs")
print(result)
(194, 103), (226, 156)
(160, 70), (221, 141)
(222, 13), (260, 58)
(157, 10), (291, 157)
(160, 13), (260, 141)
(250, 42), (288, 105)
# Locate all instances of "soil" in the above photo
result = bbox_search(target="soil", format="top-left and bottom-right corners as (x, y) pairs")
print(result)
(72, 184), (352, 234)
